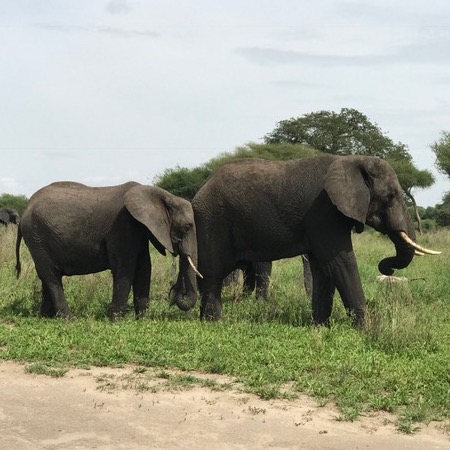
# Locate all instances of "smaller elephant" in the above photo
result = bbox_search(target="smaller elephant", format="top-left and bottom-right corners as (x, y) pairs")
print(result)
(0, 208), (20, 227)
(16, 181), (200, 319)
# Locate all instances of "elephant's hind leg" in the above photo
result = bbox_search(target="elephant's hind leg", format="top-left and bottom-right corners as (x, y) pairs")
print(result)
(40, 275), (73, 319)
(309, 256), (336, 326)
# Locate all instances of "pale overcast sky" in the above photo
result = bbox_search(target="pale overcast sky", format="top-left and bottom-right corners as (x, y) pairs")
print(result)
(1, 0), (449, 206)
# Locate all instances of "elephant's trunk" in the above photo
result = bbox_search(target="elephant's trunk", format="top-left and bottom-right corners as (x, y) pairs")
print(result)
(378, 231), (415, 276)
(169, 254), (198, 311)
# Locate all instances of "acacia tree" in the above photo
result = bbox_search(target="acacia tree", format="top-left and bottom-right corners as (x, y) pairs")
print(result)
(265, 108), (434, 232)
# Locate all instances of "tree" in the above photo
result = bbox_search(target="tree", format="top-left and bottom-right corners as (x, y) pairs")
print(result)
(431, 130), (450, 179)
(264, 108), (435, 232)
(264, 108), (410, 160)
(388, 159), (434, 233)
(434, 193), (450, 227)
(0, 193), (28, 215)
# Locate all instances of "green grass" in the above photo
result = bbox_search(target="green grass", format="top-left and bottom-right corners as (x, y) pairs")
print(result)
(1, 226), (450, 432)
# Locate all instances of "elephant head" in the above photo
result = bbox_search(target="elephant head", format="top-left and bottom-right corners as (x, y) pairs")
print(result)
(0, 208), (20, 226)
(324, 156), (439, 276)
(124, 186), (199, 311)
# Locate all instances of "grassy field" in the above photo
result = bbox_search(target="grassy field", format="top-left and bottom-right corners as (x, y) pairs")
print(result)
(1, 226), (449, 432)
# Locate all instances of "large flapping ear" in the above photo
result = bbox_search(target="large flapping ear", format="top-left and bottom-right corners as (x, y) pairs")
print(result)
(124, 185), (174, 254)
(324, 157), (370, 225)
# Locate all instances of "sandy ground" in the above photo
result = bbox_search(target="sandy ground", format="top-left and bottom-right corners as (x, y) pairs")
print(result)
(0, 361), (449, 449)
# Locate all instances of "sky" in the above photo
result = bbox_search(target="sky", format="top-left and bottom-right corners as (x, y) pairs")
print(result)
(1, 0), (450, 206)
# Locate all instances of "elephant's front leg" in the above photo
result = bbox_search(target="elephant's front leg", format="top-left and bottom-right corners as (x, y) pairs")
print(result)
(199, 278), (223, 321)
(133, 249), (151, 318)
(329, 250), (366, 327)
(309, 256), (335, 326)
(110, 272), (133, 319)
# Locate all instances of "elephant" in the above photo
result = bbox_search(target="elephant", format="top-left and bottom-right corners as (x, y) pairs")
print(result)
(192, 155), (440, 326)
(0, 207), (20, 226)
(16, 181), (200, 319)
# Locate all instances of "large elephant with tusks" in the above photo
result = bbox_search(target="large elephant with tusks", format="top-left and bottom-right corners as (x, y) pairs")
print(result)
(192, 155), (440, 326)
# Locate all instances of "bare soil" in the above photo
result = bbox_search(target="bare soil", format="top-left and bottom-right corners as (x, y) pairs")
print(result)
(1, 361), (449, 449)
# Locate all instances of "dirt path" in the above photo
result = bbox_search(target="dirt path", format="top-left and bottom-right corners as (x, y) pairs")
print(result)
(0, 361), (449, 449)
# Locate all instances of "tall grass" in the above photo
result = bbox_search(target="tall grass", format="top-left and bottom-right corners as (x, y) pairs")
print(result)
(1, 225), (450, 430)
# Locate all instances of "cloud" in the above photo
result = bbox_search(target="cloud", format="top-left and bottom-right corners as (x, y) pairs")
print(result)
(41, 151), (76, 159)
(235, 46), (378, 67)
(106, 0), (132, 15)
(235, 33), (450, 67)
(32, 23), (159, 39)
(96, 26), (159, 38)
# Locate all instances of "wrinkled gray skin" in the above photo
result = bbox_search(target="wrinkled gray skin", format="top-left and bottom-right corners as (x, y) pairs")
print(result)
(16, 182), (198, 319)
(0, 208), (20, 227)
(192, 155), (417, 327)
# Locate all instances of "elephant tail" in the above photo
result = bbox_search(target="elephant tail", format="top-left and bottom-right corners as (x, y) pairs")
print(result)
(15, 226), (22, 278)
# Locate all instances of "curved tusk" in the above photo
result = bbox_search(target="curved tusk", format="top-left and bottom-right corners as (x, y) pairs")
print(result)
(414, 250), (425, 256)
(399, 231), (442, 255)
(187, 255), (203, 279)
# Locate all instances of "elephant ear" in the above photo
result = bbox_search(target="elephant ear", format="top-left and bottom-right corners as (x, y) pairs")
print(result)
(324, 157), (370, 226)
(124, 185), (174, 254)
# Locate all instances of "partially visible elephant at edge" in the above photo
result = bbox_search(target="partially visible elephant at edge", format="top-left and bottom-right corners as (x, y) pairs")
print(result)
(16, 181), (199, 319)
(192, 155), (439, 326)
(0, 207), (20, 226)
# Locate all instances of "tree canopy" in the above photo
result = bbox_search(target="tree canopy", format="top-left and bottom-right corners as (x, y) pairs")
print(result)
(431, 130), (450, 179)
(264, 108), (411, 161)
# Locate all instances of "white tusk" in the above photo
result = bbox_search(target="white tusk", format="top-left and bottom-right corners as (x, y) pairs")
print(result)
(399, 231), (442, 255)
(414, 250), (425, 256)
(187, 255), (203, 279)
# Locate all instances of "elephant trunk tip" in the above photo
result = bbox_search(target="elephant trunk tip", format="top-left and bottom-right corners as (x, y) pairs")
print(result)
(169, 281), (197, 312)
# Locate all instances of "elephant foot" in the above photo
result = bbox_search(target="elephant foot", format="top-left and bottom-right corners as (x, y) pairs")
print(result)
(200, 301), (222, 321)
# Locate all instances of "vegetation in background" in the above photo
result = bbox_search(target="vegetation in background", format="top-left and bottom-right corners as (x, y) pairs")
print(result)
(0, 193), (28, 215)
(1, 225), (450, 433)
